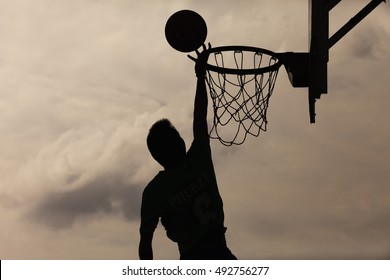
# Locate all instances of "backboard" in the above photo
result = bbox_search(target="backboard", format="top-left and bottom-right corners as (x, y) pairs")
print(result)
(308, 0), (330, 123)
(307, 0), (385, 123)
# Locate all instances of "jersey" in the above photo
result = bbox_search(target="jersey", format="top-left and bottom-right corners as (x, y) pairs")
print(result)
(140, 137), (226, 254)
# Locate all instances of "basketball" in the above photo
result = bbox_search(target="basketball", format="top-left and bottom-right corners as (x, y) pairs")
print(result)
(165, 10), (207, 53)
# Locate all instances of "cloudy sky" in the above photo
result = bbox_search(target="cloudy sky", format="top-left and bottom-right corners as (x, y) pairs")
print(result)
(1, 0), (389, 260)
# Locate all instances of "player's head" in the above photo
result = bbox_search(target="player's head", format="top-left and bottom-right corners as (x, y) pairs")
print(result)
(147, 119), (186, 169)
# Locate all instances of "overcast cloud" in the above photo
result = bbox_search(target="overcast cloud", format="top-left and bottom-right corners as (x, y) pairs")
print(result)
(1, 0), (389, 259)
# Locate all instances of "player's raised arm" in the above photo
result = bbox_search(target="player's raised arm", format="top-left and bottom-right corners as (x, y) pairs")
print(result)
(188, 44), (211, 141)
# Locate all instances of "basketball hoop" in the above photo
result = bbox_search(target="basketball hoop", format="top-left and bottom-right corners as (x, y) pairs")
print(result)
(204, 46), (282, 146)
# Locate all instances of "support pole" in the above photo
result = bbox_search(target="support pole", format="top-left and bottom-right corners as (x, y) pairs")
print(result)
(329, 0), (386, 48)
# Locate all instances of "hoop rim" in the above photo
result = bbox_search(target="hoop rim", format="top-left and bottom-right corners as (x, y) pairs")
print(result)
(205, 45), (282, 75)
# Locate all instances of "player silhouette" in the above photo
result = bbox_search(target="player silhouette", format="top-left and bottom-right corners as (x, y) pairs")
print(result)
(139, 44), (236, 260)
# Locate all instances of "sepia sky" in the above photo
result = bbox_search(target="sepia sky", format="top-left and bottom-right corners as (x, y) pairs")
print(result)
(1, 0), (389, 259)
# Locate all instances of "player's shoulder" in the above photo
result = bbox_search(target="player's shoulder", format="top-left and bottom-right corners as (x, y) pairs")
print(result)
(144, 172), (164, 194)
(189, 137), (211, 154)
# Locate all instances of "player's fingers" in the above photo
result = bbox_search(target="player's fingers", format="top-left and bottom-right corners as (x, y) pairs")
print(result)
(187, 54), (196, 62)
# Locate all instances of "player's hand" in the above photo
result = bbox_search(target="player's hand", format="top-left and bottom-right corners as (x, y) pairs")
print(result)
(188, 43), (212, 78)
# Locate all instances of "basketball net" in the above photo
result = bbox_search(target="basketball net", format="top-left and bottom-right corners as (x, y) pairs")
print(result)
(205, 47), (281, 146)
